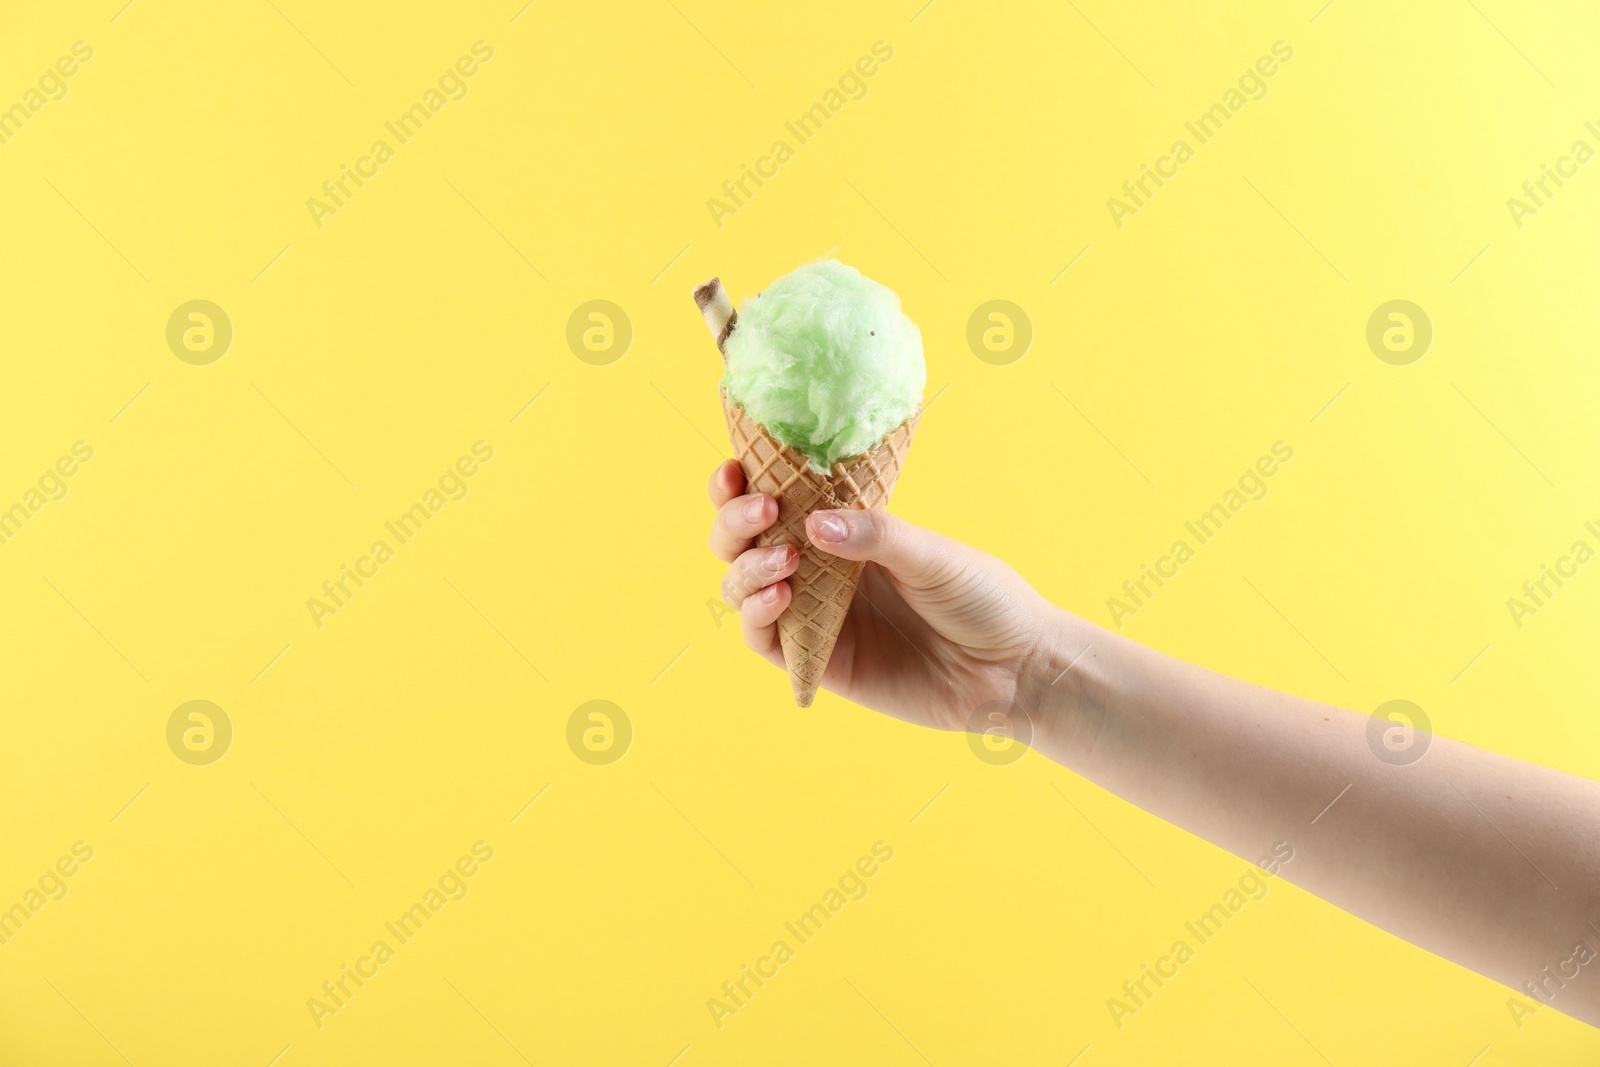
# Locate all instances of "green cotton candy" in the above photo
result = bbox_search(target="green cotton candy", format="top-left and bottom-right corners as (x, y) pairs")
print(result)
(722, 259), (925, 473)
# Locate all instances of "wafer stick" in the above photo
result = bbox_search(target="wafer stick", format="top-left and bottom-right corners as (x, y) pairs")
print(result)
(693, 277), (737, 356)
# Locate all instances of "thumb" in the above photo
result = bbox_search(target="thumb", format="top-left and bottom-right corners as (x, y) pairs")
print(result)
(805, 509), (957, 587)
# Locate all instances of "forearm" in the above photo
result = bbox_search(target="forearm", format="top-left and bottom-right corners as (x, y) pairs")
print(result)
(1025, 609), (1600, 1024)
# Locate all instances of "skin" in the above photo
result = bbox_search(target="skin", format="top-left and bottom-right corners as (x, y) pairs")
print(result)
(708, 459), (1600, 1028)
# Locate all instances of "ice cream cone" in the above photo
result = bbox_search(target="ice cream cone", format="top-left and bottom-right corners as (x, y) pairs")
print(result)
(694, 276), (919, 706)
(721, 393), (917, 706)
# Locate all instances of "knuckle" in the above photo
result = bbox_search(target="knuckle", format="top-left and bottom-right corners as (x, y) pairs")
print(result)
(710, 460), (740, 496)
(743, 552), (767, 586)
(859, 508), (891, 549)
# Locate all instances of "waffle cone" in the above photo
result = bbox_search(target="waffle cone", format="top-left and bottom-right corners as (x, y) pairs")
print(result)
(722, 392), (917, 706)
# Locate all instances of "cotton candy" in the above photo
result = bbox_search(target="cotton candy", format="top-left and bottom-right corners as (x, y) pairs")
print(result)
(722, 259), (924, 473)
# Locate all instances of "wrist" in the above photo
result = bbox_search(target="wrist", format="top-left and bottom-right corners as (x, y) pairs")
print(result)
(1017, 603), (1114, 772)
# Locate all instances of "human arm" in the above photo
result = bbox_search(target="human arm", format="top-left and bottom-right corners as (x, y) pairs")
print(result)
(708, 459), (1600, 1025)
(1025, 607), (1600, 1024)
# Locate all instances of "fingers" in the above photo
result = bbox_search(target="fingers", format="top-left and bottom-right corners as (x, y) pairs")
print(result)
(805, 508), (958, 586)
(708, 460), (788, 666)
(740, 579), (790, 660)
(710, 492), (777, 563)
(707, 460), (745, 509)
(721, 543), (798, 608)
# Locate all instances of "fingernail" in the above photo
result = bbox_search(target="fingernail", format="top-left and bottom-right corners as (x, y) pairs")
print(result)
(812, 512), (848, 543)
(764, 545), (791, 573)
(760, 585), (780, 604)
(744, 496), (767, 523)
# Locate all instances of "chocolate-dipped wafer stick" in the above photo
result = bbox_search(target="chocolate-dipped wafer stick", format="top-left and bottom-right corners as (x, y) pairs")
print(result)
(692, 277), (737, 357)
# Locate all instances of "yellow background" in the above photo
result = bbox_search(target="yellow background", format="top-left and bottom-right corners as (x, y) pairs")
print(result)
(2, 0), (1598, 1063)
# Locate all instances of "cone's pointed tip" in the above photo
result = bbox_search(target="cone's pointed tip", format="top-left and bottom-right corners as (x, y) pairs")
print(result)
(788, 666), (820, 707)
(788, 661), (825, 706)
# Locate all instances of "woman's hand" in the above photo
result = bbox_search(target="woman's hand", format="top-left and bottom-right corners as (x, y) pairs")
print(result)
(707, 459), (1064, 734)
